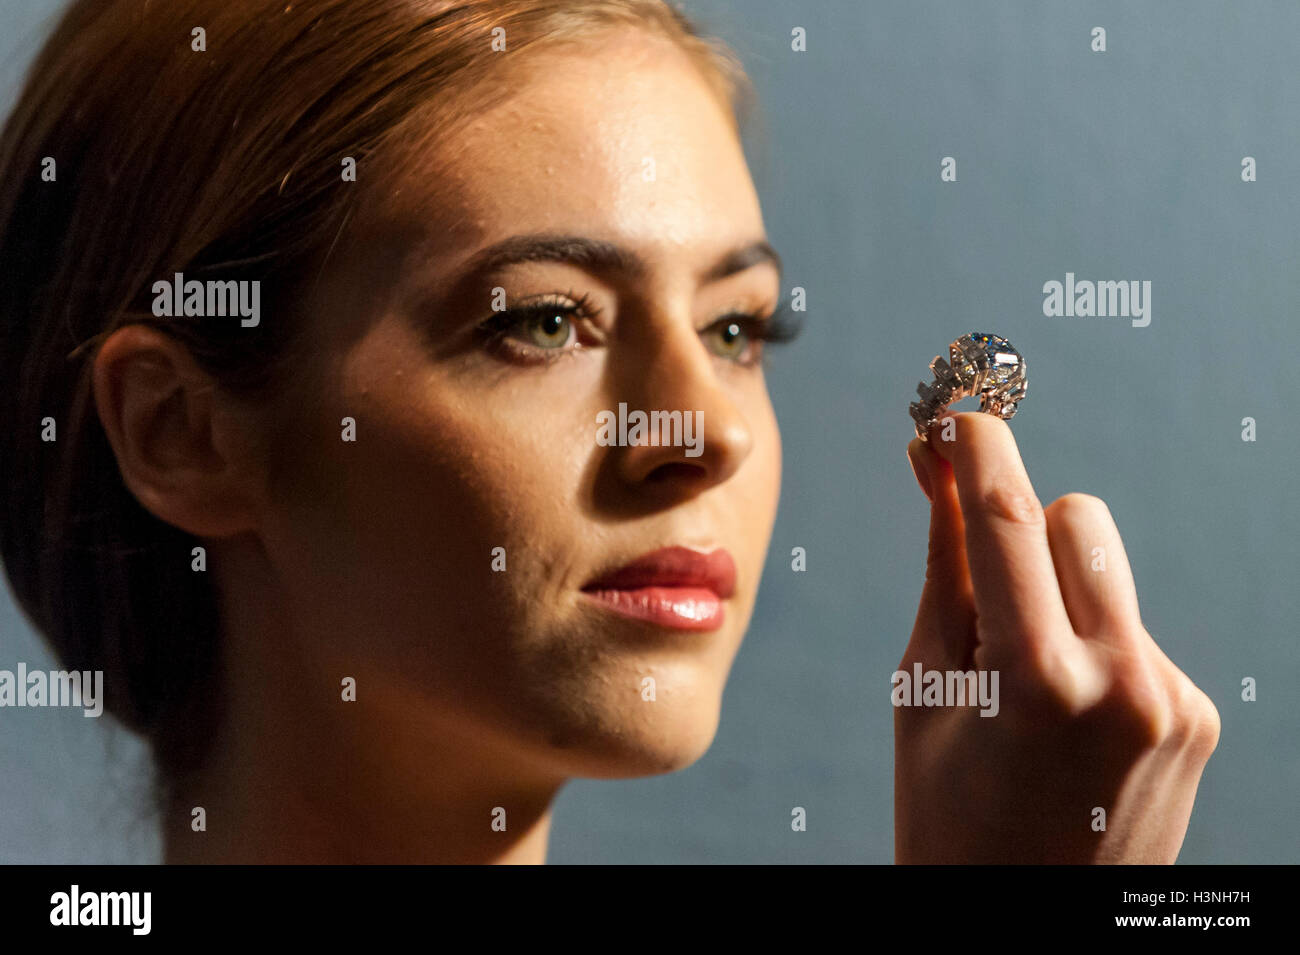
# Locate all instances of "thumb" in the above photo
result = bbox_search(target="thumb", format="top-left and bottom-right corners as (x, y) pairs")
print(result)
(906, 437), (976, 663)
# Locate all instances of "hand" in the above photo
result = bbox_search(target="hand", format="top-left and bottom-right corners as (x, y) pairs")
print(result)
(896, 411), (1220, 863)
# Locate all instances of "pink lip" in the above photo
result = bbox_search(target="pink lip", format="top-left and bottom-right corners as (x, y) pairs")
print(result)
(580, 546), (737, 632)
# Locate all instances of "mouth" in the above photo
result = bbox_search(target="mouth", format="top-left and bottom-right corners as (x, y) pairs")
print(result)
(579, 546), (737, 632)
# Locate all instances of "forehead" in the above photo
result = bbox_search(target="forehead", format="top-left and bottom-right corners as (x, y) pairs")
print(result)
(358, 29), (763, 262)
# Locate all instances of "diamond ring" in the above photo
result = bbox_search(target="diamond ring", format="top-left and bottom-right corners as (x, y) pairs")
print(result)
(909, 333), (1027, 442)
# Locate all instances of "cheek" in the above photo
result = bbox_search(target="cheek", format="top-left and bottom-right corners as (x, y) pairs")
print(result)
(257, 347), (598, 679)
(348, 395), (581, 596)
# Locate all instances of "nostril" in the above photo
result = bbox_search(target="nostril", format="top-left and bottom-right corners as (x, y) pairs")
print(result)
(645, 461), (706, 483)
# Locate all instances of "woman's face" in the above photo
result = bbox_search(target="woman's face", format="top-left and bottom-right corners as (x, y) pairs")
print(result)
(250, 30), (782, 781)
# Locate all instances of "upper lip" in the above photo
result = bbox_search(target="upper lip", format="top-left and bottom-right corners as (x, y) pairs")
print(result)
(581, 546), (737, 599)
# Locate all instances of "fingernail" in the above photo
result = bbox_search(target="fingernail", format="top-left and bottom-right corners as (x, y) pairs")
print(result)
(907, 441), (933, 502)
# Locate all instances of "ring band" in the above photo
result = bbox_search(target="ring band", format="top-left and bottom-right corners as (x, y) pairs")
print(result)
(909, 333), (1027, 441)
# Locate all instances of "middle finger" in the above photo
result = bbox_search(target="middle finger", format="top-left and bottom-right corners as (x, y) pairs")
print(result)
(926, 411), (1077, 660)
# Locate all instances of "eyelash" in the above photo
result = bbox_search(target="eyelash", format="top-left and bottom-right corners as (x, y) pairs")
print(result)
(473, 290), (601, 365)
(473, 291), (804, 367)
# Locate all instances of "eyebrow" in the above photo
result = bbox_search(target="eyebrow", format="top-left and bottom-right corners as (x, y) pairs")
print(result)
(458, 232), (784, 287)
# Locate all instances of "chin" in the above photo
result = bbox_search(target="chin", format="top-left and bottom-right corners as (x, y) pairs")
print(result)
(529, 697), (726, 781)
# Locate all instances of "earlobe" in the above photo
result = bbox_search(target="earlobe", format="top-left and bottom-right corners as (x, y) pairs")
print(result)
(91, 324), (259, 539)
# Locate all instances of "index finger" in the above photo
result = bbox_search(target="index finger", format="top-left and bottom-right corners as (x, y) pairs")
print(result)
(926, 411), (1076, 656)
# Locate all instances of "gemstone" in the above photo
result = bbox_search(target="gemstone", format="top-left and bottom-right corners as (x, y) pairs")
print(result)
(968, 333), (1022, 386)
(912, 332), (1026, 439)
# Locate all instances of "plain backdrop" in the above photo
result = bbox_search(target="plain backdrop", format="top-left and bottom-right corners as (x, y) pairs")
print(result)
(1, 0), (1296, 863)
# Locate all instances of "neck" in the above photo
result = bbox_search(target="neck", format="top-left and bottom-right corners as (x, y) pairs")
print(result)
(161, 713), (561, 864)
(162, 539), (564, 864)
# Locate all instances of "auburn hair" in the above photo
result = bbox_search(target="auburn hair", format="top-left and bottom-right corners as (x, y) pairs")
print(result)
(0, 0), (751, 797)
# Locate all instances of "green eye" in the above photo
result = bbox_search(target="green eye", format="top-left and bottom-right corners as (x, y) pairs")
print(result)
(522, 308), (574, 349)
(703, 319), (751, 360)
(476, 293), (595, 365)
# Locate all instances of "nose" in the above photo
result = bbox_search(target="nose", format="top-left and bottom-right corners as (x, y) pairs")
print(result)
(606, 309), (754, 497)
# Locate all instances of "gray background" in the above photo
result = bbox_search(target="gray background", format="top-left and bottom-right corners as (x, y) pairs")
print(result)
(1, 0), (1295, 863)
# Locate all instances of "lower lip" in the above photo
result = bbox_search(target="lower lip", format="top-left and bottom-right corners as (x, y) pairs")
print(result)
(580, 586), (725, 631)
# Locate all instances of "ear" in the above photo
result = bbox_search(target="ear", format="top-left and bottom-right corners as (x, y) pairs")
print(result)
(91, 324), (264, 538)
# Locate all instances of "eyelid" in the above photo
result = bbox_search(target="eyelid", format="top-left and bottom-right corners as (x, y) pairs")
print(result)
(471, 290), (601, 364)
(698, 301), (771, 331)
(501, 289), (600, 316)
(476, 290), (602, 333)
(702, 299), (801, 340)
(471, 290), (802, 367)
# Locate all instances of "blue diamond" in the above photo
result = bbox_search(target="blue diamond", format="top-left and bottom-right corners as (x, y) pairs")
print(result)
(971, 333), (1022, 385)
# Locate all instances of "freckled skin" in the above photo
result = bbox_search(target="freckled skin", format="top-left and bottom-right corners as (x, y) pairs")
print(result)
(151, 31), (783, 862)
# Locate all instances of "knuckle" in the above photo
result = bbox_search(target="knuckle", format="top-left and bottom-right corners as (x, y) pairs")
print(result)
(1191, 699), (1223, 759)
(983, 480), (1046, 527)
(1173, 683), (1222, 760)
(999, 640), (1096, 717)
(1045, 492), (1110, 524)
(1162, 677), (1199, 743)
(1100, 656), (1172, 749)
(1116, 693), (1170, 750)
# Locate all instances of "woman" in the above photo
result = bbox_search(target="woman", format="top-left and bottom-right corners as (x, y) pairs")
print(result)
(0, 0), (1218, 863)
